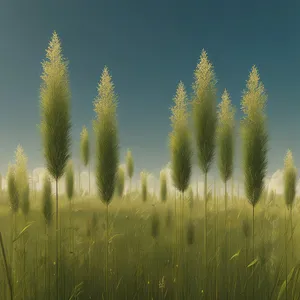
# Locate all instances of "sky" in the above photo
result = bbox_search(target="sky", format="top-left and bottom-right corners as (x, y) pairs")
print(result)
(0, 0), (299, 193)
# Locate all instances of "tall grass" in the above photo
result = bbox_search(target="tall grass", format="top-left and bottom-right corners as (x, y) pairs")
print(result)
(283, 149), (297, 299)
(217, 89), (235, 299)
(93, 66), (119, 299)
(40, 31), (71, 300)
(116, 166), (125, 199)
(140, 171), (148, 203)
(192, 50), (217, 296)
(160, 169), (167, 203)
(80, 126), (90, 195)
(169, 81), (192, 299)
(241, 65), (268, 300)
(126, 149), (134, 196)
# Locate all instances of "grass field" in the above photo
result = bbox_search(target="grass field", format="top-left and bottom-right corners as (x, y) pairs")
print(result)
(0, 190), (299, 300)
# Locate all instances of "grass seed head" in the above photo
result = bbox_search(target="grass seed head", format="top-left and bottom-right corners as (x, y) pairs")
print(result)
(94, 67), (119, 205)
(217, 89), (235, 183)
(7, 164), (19, 213)
(116, 166), (125, 198)
(170, 82), (192, 193)
(192, 50), (217, 174)
(241, 66), (268, 207)
(283, 149), (297, 209)
(126, 149), (134, 180)
(65, 160), (74, 201)
(159, 169), (167, 203)
(80, 125), (90, 167)
(40, 31), (71, 180)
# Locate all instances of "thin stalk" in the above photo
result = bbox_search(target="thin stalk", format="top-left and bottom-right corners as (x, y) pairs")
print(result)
(214, 180), (218, 300)
(88, 163), (91, 195)
(0, 232), (13, 300)
(252, 205), (255, 300)
(55, 177), (59, 300)
(224, 180), (228, 299)
(285, 207), (288, 300)
(106, 203), (109, 299)
(290, 208), (293, 261)
(204, 172), (208, 297)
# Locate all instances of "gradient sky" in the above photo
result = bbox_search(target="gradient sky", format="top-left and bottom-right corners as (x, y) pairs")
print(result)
(0, 0), (299, 183)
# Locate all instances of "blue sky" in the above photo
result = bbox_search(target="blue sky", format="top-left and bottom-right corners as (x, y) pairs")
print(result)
(0, 0), (299, 183)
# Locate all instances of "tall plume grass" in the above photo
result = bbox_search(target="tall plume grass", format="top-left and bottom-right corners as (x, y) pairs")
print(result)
(40, 31), (71, 300)
(140, 171), (148, 202)
(159, 169), (167, 203)
(116, 166), (125, 198)
(126, 149), (134, 196)
(93, 66), (119, 299)
(241, 65), (268, 299)
(80, 126), (90, 195)
(192, 50), (217, 291)
(169, 81), (192, 298)
(217, 89), (235, 298)
(283, 149), (297, 299)
(7, 164), (18, 297)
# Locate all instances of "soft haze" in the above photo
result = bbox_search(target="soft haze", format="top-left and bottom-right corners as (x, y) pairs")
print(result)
(0, 0), (299, 195)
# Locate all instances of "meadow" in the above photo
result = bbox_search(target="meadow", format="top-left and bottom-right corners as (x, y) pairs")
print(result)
(0, 30), (299, 300)
(0, 190), (300, 300)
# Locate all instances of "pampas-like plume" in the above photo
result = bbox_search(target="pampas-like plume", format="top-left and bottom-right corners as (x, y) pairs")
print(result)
(159, 169), (167, 203)
(217, 89), (235, 295)
(241, 65), (268, 299)
(116, 166), (125, 198)
(93, 67), (119, 205)
(140, 171), (148, 202)
(170, 82), (192, 193)
(192, 50), (217, 282)
(283, 149), (297, 299)
(93, 66), (119, 299)
(15, 145), (30, 218)
(65, 160), (74, 201)
(80, 126), (90, 194)
(126, 149), (134, 195)
(283, 150), (296, 209)
(7, 165), (18, 214)
(40, 31), (71, 300)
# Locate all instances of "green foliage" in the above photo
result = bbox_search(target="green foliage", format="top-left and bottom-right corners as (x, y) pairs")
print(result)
(40, 31), (71, 180)
(217, 89), (235, 183)
(116, 166), (125, 198)
(65, 160), (74, 201)
(170, 82), (192, 193)
(126, 149), (134, 180)
(283, 150), (297, 209)
(94, 67), (119, 204)
(192, 50), (217, 174)
(80, 126), (90, 167)
(42, 174), (52, 226)
(7, 164), (19, 213)
(159, 169), (167, 203)
(241, 66), (268, 207)
(140, 171), (148, 202)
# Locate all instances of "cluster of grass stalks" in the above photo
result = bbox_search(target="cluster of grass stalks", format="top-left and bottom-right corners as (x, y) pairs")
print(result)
(1, 31), (300, 300)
